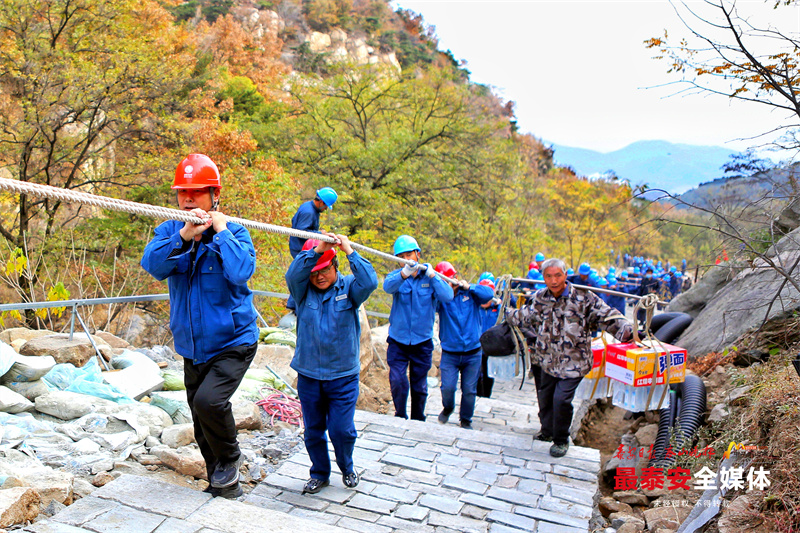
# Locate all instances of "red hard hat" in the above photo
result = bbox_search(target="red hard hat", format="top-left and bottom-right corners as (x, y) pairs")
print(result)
(302, 239), (337, 272)
(173, 154), (221, 189)
(528, 261), (539, 270)
(479, 278), (495, 290)
(434, 261), (456, 278)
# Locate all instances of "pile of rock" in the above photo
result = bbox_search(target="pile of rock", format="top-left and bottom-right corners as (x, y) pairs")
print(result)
(0, 327), (304, 530)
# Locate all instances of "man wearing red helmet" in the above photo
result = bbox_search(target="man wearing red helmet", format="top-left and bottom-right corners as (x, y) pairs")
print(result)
(142, 154), (258, 498)
(435, 261), (493, 429)
(286, 232), (378, 495)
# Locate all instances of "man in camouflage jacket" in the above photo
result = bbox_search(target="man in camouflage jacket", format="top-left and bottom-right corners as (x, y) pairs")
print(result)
(505, 258), (634, 457)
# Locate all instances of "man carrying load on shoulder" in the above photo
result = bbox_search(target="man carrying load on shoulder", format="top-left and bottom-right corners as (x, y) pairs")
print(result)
(383, 235), (454, 421)
(505, 258), (634, 458)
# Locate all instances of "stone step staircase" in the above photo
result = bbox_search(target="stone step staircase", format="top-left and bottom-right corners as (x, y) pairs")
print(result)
(27, 379), (601, 533)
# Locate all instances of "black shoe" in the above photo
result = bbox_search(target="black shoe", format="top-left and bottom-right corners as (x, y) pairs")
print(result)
(438, 409), (452, 424)
(203, 482), (243, 499)
(209, 456), (242, 489)
(460, 420), (473, 430)
(550, 442), (569, 457)
(342, 471), (359, 488)
(535, 432), (553, 442)
(302, 478), (330, 494)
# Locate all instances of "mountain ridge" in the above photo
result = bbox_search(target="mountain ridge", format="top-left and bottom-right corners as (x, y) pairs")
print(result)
(550, 140), (737, 194)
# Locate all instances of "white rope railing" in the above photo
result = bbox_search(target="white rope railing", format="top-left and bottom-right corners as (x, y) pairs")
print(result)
(0, 177), (458, 284)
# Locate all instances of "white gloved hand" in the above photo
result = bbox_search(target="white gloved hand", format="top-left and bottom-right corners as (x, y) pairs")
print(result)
(423, 263), (436, 278)
(458, 280), (470, 291)
(491, 297), (501, 306)
(401, 263), (420, 277)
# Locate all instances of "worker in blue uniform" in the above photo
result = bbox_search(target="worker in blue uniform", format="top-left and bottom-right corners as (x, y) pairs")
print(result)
(141, 154), (258, 499)
(383, 235), (453, 421)
(477, 277), (500, 398)
(435, 262), (493, 429)
(286, 233), (378, 495)
(288, 187), (338, 258)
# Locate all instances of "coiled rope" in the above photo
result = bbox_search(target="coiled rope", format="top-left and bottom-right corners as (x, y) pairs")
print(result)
(0, 177), (458, 284)
(255, 386), (303, 427)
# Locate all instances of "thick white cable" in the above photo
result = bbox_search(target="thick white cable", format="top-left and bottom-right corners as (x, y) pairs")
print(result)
(0, 177), (458, 284)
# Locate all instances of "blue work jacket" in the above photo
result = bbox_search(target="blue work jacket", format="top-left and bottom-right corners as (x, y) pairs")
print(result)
(141, 220), (258, 364)
(437, 283), (493, 353)
(287, 250), (378, 381)
(479, 303), (500, 333)
(383, 270), (454, 345)
(605, 291), (627, 315)
(289, 201), (322, 257)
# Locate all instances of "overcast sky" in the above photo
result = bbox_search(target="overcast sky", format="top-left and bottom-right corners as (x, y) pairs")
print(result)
(392, 0), (800, 156)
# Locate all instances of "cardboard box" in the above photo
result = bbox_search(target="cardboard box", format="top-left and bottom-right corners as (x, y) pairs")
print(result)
(585, 338), (606, 379)
(605, 342), (686, 387)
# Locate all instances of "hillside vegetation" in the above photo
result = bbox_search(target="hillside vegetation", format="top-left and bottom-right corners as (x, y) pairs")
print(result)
(0, 0), (720, 327)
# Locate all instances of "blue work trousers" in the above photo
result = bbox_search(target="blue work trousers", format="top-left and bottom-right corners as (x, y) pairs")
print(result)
(297, 373), (359, 481)
(439, 349), (482, 424)
(387, 337), (433, 421)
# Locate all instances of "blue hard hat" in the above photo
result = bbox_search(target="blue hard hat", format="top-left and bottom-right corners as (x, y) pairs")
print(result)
(670, 266), (677, 272)
(676, 271), (683, 278)
(590, 268), (598, 277)
(535, 252), (545, 262)
(608, 276), (618, 285)
(578, 263), (591, 275)
(609, 267), (616, 273)
(599, 278), (609, 286)
(393, 235), (420, 256)
(567, 268), (574, 276)
(479, 271), (495, 283)
(316, 187), (338, 209)
(527, 269), (543, 280)
(619, 271), (628, 278)
(633, 267), (640, 274)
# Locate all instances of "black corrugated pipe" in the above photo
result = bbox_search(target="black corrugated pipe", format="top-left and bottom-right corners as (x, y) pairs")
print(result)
(653, 313), (693, 344)
(674, 374), (707, 450)
(649, 386), (680, 467)
(648, 376), (706, 468)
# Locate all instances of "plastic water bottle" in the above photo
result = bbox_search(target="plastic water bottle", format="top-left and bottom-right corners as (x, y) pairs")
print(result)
(487, 355), (516, 380)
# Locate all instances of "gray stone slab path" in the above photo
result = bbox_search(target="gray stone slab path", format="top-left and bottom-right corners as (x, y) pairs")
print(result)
(36, 375), (600, 533)
(251, 378), (600, 532)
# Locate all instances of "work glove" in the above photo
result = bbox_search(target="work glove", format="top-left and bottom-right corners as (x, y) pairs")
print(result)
(491, 297), (501, 306)
(458, 280), (470, 291)
(401, 263), (420, 277)
(423, 263), (436, 278)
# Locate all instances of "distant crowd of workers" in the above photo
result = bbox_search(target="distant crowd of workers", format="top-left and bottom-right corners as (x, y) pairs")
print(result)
(522, 253), (694, 316)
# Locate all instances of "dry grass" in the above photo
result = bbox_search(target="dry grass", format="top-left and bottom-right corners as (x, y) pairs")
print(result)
(710, 350), (800, 531)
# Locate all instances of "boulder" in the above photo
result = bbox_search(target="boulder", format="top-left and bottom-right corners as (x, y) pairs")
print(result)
(18, 469), (73, 507)
(161, 423), (195, 448)
(612, 491), (649, 506)
(708, 403), (730, 424)
(307, 31), (331, 53)
(113, 402), (173, 438)
(0, 328), (54, 345)
(233, 401), (262, 430)
(93, 331), (131, 350)
(371, 324), (389, 365)
(19, 334), (112, 367)
(598, 496), (633, 517)
(675, 250), (800, 355)
(358, 305), (374, 373)
(667, 264), (738, 318)
(717, 492), (771, 533)
(150, 445), (207, 479)
(643, 504), (691, 530)
(251, 344), (296, 389)
(35, 391), (99, 420)
(0, 487), (40, 528)
(634, 423), (659, 447)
